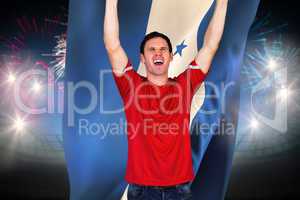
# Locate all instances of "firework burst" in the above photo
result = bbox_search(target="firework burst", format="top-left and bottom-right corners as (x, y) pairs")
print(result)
(43, 34), (66, 80)
(241, 14), (289, 90)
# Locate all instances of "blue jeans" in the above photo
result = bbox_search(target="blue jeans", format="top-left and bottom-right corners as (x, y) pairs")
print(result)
(127, 182), (192, 200)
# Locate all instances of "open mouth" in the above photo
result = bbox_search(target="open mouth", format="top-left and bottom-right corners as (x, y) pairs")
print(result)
(153, 59), (164, 66)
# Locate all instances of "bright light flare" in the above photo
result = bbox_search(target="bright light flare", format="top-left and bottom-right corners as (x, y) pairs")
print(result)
(250, 119), (259, 129)
(267, 59), (277, 70)
(32, 81), (42, 93)
(13, 117), (26, 133)
(279, 87), (290, 100)
(7, 73), (16, 83)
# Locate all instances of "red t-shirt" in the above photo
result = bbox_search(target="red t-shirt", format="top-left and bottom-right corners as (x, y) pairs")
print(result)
(112, 59), (206, 186)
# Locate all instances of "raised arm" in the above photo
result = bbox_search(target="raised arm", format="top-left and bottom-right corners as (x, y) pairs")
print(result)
(104, 0), (128, 76)
(195, 0), (228, 74)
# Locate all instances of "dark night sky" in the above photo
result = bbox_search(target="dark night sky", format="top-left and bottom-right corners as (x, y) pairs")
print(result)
(0, 0), (299, 200)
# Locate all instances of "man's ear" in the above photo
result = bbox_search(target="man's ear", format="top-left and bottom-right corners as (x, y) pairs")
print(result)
(140, 53), (145, 64)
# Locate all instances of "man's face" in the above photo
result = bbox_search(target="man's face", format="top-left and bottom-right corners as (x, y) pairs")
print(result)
(141, 37), (173, 77)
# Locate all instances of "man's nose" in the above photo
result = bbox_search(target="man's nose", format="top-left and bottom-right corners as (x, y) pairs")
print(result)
(154, 49), (162, 55)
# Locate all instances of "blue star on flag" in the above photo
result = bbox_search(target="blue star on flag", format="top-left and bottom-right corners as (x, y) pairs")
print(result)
(174, 40), (188, 56)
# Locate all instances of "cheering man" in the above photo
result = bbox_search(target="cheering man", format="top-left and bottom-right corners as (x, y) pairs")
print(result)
(104, 0), (228, 199)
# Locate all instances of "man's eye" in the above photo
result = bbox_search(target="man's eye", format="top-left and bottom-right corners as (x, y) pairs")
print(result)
(161, 48), (168, 52)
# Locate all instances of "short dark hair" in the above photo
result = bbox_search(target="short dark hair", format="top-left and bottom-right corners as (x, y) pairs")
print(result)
(139, 31), (173, 54)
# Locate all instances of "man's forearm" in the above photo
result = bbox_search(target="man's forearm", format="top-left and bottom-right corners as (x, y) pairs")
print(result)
(104, 0), (121, 51)
(194, 0), (228, 74)
(103, 0), (128, 76)
(203, 0), (228, 52)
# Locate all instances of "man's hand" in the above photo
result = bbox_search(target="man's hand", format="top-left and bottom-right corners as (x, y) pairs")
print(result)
(195, 0), (228, 74)
(104, 0), (128, 76)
